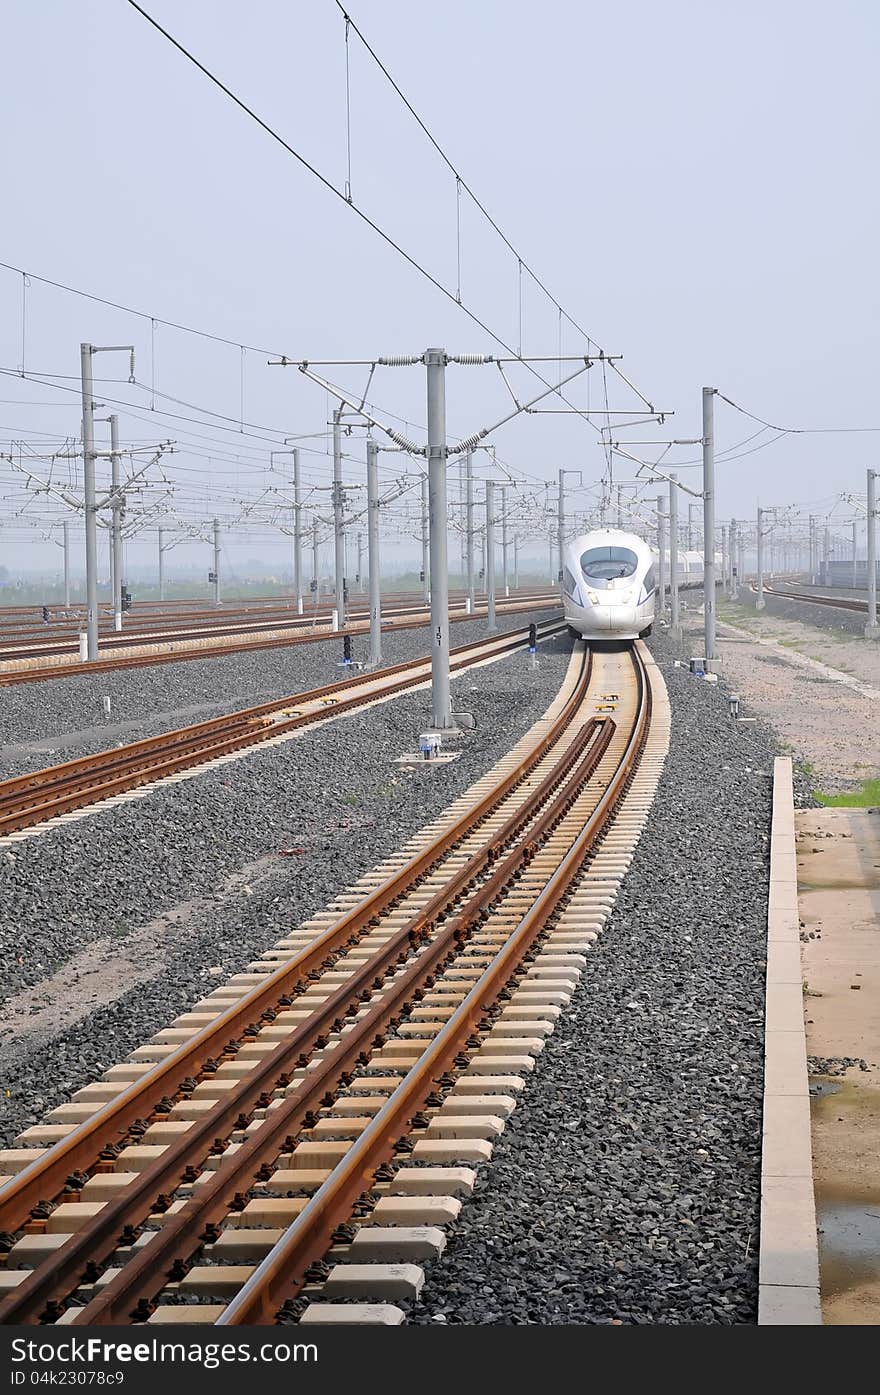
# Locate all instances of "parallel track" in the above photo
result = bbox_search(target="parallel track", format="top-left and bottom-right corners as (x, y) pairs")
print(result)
(754, 582), (872, 614)
(0, 638), (658, 1326)
(0, 593), (558, 686)
(0, 618), (564, 838)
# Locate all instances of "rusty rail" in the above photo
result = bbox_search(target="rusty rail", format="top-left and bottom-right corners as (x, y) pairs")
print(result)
(0, 619), (564, 836)
(757, 583), (869, 614)
(218, 645), (650, 1325)
(0, 595), (559, 685)
(0, 639), (590, 1297)
(68, 714), (614, 1324)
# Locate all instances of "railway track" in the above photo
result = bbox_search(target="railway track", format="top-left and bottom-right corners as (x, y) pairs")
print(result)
(754, 582), (871, 614)
(0, 597), (449, 658)
(0, 618), (564, 839)
(0, 636), (669, 1326)
(0, 589), (464, 636)
(0, 593), (558, 686)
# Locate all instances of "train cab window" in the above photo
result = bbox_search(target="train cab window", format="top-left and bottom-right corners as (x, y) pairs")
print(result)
(562, 566), (580, 599)
(580, 546), (639, 586)
(642, 565), (656, 594)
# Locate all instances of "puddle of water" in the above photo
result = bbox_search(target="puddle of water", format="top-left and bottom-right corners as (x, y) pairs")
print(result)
(810, 1079), (842, 1099)
(816, 1196), (880, 1297)
(799, 877), (880, 892)
(812, 1080), (880, 1301)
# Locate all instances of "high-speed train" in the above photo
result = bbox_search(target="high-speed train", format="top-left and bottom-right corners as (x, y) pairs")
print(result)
(561, 529), (655, 641)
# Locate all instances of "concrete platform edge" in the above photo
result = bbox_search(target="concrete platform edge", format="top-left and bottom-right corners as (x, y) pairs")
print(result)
(758, 756), (821, 1324)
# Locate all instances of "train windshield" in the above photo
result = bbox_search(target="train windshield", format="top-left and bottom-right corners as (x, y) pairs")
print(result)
(580, 546), (639, 583)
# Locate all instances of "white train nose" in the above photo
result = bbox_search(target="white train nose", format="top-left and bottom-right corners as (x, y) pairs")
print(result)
(600, 604), (637, 631)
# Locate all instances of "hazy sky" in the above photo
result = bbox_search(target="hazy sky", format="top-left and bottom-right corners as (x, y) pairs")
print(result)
(2, 0), (879, 576)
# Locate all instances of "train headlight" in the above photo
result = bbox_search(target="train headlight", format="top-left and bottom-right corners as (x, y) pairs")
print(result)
(588, 591), (600, 605)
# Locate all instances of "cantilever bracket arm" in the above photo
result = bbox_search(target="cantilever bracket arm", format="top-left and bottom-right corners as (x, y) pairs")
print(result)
(448, 361), (595, 454)
(609, 444), (704, 499)
(286, 362), (425, 454)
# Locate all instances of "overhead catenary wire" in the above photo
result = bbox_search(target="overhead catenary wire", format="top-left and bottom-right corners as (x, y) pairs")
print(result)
(716, 391), (880, 434)
(334, 2), (608, 359)
(122, 0), (657, 439)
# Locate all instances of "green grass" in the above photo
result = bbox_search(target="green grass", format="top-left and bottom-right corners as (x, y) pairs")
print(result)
(813, 779), (880, 808)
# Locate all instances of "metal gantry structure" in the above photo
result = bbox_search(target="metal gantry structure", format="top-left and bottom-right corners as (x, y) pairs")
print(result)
(6, 327), (880, 680)
(276, 344), (661, 729)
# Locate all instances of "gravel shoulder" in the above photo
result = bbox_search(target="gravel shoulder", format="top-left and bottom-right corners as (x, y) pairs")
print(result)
(407, 632), (776, 1325)
(0, 609), (560, 780)
(0, 631), (570, 1146)
(750, 586), (872, 641)
(707, 600), (880, 792)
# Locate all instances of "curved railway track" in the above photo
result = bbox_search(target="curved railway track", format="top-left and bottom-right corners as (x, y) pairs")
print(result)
(0, 638), (666, 1326)
(754, 582), (872, 614)
(0, 618), (564, 838)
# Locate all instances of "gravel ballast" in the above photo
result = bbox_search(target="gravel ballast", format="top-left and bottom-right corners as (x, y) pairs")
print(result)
(736, 586), (869, 638)
(1, 628), (782, 1327)
(407, 634), (776, 1325)
(0, 608), (560, 779)
(0, 631), (571, 1146)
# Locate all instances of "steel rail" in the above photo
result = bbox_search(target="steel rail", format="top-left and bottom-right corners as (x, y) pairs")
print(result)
(218, 644), (650, 1324)
(0, 596), (559, 686)
(0, 590), (544, 639)
(0, 598), (465, 658)
(69, 715), (614, 1324)
(0, 619), (564, 835)
(0, 636), (588, 1248)
(1, 670), (604, 1324)
(757, 583), (868, 613)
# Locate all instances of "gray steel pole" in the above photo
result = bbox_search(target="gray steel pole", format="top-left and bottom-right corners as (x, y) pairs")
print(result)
(548, 533), (554, 583)
(366, 439), (382, 666)
(702, 386), (716, 662)
(212, 518), (221, 606)
(312, 518), (320, 599)
(823, 523), (830, 587)
(80, 343), (99, 660)
(109, 414), (123, 628)
(465, 451), (475, 612)
(687, 501), (695, 553)
(669, 473), (680, 637)
(293, 448), (303, 613)
(514, 534), (520, 590)
(557, 469), (565, 582)
(756, 508), (765, 609)
(486, 481), (497, 633)
(867, 469), (878, 637)
(357, 531), (364, 591)
(616, 484), (623, 528)
(425, 348), (451, 728)
(809, 515), (816, 584)
(332, 409), (346, 625)
(459, 457), (467, 581)
(62, 519), (70, 607)
(420, 474), (430, 604)
(158, 526), (165, 601)
(656, 495), (666, 615)
(853, 518), (858, 589)
(730, 517), (738, 600)
(501, 488), (509, 596)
